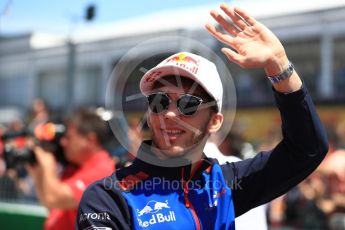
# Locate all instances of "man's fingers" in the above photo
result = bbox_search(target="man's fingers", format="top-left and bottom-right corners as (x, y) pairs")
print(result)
(34, 146), (44, 156)
(205, 23), (234, 46)
(210, 10), (240, 36)
(233, 6), (257, 27)
(221, 48), (244, 66)
(220, 4), (247, 30)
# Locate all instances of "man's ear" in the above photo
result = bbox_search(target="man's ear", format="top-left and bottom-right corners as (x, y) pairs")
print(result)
(87, 132), (97, 142)
(208, 113), (224, 134)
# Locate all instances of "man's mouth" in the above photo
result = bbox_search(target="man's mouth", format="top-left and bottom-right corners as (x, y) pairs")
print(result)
(162, 129), (185, 141)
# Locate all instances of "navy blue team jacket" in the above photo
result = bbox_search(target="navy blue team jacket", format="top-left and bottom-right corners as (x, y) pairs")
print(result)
(77, 85), (328, 230)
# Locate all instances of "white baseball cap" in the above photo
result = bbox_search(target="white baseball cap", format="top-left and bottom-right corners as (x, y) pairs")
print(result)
(140, 52), (223, 112)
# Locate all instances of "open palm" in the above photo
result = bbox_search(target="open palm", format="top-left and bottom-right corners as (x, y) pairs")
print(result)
(206, 4), (287, 70)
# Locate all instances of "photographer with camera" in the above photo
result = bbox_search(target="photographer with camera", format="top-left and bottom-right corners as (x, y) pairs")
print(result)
(27, 110), (115, 230)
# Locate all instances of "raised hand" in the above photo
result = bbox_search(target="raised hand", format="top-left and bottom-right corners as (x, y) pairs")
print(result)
(206, 3), (302, 93)
(206, 3), (289, 76)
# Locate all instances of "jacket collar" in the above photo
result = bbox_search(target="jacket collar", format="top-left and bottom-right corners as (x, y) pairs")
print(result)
(132, 140), (213, 181)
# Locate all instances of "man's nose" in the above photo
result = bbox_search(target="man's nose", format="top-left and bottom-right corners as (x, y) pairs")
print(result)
(165, 110), (179, 118)
(164, 101), (179, 118)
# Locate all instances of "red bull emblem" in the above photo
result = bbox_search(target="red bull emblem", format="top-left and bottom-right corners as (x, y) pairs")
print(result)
(165, 53), (199, 66)
(136, 200), (176, 228)
(137, 200), (170, 216)
(165, 53), (200, 75)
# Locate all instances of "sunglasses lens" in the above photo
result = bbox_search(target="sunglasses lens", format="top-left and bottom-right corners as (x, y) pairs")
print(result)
(177, 95), (202, 115)
(147, 93), (170, 113)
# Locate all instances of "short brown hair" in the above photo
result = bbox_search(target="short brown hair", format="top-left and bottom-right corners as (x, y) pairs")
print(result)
(65, 109), (108, 147)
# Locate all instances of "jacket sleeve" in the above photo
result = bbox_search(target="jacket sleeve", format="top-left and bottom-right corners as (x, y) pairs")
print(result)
(221, 84), (329, 217)
(76, 175), (131, 230)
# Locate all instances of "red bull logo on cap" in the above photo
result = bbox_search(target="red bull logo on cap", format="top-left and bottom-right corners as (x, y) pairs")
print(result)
(165, 53), (200, 75)
(165, 53), (200, 66)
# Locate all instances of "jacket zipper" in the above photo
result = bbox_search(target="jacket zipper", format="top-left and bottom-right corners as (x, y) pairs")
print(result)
(181, 161), (203, 230)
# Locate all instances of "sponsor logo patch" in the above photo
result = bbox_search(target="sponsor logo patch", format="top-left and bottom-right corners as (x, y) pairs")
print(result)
(136, 200), (176, 228)
(79, 212), (111, 223)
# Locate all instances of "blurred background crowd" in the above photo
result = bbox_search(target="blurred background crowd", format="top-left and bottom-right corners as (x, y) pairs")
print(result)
(0, 0), (345, 229)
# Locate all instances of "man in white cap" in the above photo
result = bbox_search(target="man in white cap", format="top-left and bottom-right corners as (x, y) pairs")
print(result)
(77, 4), (328, 230)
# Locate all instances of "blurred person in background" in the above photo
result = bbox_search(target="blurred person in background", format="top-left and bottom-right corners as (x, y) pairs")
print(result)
(317, 126), (345, 230)
(264, 126), (328, 229)
(27, 109), (115, 230)
(1, 99), (52, 202)
(27, 98), (50, 132)
(0, 119), (27, 201)
(269, 126), (345, 230)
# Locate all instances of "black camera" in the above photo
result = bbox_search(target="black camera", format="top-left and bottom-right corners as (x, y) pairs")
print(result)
(1, 122), (67, 168)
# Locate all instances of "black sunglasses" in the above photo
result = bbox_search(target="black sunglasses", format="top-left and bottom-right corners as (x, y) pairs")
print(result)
(147, 92), (206, 116)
